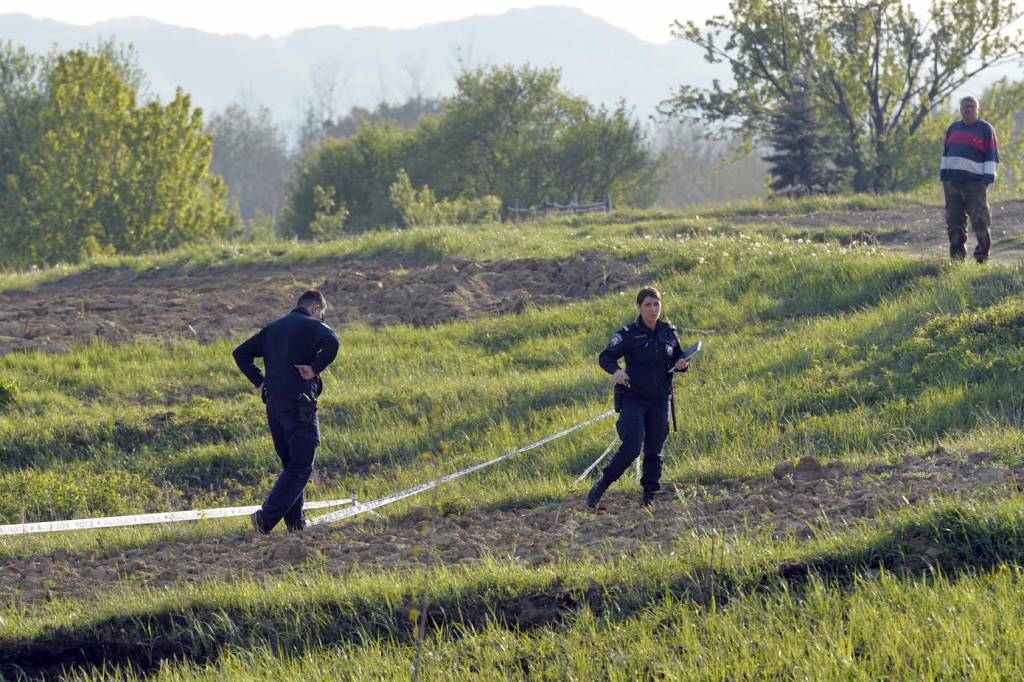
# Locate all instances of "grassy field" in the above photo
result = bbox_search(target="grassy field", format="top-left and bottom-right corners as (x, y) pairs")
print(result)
(2, 195), (1024, 678)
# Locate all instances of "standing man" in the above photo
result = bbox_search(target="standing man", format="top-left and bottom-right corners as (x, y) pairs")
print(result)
(940, 95), (999, 263)
(233, 289), (340, 534)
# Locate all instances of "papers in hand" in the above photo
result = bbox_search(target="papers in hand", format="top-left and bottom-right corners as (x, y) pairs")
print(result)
(669, 340), (702, 373)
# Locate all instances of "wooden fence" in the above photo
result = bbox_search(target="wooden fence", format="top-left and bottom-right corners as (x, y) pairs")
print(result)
(507, 194), (612, 221)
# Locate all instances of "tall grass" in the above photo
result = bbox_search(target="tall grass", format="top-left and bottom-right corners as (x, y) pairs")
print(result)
(1, 206), (1024, 679)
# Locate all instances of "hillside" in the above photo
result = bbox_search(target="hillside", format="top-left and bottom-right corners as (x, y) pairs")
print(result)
(0, 8), (719, 124)
(3, 197), (1024, 677)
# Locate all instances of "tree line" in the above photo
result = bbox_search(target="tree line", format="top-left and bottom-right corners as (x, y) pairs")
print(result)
(0, 42), (233, 266)
(666, 0), (1024, 195)
(2, 0), (1023, 266)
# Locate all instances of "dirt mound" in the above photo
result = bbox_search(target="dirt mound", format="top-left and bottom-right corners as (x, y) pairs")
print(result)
(319, 254), (637, 327)
(0, 251), (640, 356)
(733, 199), (1024, 262)
(2, 449), (1017, 606)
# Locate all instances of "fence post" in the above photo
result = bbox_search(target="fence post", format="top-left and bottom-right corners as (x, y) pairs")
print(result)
(605, 193), (612, 212)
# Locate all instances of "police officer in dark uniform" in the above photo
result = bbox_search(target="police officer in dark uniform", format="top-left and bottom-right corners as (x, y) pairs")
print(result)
(233, 289), (340, 533)
(589, 286), (691, 508)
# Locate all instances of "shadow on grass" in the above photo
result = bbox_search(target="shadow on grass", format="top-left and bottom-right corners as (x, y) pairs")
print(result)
(2, 504), (1019, 679)
(777, 504), (1024, 583)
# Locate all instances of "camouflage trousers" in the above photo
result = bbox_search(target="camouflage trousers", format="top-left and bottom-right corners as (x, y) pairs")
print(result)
(943, 180), (991, 263)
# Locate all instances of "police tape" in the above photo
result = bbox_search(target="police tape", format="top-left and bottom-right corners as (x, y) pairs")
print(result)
(0, 497), (356, 537)
(309, 410), (615, 527)
(572, 437), (618, 486)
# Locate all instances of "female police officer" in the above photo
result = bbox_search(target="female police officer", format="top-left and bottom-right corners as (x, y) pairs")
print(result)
(588, 286), (692, 508)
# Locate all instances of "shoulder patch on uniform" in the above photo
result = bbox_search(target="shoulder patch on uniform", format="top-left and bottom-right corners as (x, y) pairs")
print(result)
(608, 333), (623, 347)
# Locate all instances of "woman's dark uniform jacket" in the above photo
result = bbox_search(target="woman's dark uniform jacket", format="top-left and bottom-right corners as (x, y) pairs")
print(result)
(599, 317), (685, 400)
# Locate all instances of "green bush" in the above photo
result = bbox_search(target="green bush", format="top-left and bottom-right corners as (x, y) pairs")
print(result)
(388, 169), (501, 227)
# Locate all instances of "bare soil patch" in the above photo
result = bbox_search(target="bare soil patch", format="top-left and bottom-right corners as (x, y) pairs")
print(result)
(734, 199), (1024, 261)
(2, 449), (1017, 607)
(0, 251), (640, 356)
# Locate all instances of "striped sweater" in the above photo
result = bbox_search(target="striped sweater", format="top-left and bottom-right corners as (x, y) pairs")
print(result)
(940, 119), (999, 185)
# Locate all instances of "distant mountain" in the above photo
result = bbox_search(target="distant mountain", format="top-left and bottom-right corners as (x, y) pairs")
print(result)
(0, 7), (723, 129)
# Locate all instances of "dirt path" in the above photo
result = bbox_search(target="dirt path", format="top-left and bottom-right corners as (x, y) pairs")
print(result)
(0, 251), (640, 356)
(734, 199), (1024, 262)
(2, 449), (1016, 606)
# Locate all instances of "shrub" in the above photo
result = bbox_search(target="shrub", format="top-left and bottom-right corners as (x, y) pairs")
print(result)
(389, 170), (500, 227)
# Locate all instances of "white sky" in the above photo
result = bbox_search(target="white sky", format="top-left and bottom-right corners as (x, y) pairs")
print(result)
(0, 1), (744, 44)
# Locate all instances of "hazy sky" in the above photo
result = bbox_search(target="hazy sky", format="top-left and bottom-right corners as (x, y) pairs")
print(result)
(0, 1), (743, 44)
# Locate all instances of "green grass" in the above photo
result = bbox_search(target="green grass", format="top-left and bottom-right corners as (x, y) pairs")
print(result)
(6, 498), (1024, 678)
(0, 233), (963, 523)
(1, 199), (1024, 678)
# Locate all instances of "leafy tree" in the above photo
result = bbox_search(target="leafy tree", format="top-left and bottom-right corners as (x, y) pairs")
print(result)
(417, 65), (655, 207)
(665, 0), (1024, 192)
(207, 102), (290, 229)
(284, 64), (656, 235)
(0, 43), (232, 265)
(281, 122), (411, 235)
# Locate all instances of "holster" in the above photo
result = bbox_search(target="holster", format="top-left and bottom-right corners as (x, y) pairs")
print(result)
(296, 393), (317, 423)
(613, 383), (627, 413)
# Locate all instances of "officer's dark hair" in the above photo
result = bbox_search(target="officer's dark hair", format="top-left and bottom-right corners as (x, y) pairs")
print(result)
(635, 286), (661, 306)
(297, 289), (327, 311)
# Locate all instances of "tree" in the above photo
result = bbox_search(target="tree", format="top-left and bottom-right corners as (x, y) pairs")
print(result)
(207, 101), (290, 228)
(282, 64), (657, 235)
(281, 122), (411, 236)
(415, 64), (656, 207)
(665, 0), (1024, 192)
(763, 83), (843, 194)
(296, 58), (349, 152)
(0, 42), (232, 265)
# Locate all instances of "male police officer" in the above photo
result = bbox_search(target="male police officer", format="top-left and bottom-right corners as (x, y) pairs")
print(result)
(590, 286), (691, 508)
(233, 289), (340, 533)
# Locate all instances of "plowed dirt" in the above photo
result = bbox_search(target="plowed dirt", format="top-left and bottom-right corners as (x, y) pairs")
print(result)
(2, 450), (1016, 606)
(0, 251), (640, 356)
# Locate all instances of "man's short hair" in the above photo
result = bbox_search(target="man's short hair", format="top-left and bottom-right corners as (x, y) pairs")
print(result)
(636, 286), (661, 306)
(297, 289), (327, 310)
(960, 95), (979, 107)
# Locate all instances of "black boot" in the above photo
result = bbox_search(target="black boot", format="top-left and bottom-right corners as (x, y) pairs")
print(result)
(250, 509), (271, 535)
(586, 478), (609, 508)
(641, 489), (657, 508)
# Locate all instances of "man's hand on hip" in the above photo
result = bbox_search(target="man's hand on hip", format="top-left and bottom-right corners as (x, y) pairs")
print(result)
(295, 364), (316, 380)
